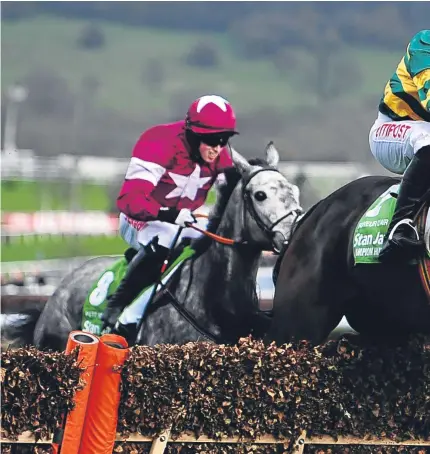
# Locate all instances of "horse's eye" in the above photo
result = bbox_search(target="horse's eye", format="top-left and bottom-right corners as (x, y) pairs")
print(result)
(254, 191), (267, 202)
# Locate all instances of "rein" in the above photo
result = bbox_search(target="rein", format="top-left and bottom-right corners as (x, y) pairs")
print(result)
(159, 285), (222, 343)
(186, 214), (239, 246)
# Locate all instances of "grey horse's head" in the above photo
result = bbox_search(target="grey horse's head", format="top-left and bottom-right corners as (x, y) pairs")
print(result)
(230, 142), (302, 253)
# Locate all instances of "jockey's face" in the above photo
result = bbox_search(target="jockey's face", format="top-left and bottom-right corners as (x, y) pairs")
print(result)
(198, 132), (232, 163)
(199, 142), (223, 163)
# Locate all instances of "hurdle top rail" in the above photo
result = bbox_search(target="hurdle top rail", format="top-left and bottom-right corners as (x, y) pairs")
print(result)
(2, 429), (429, 454)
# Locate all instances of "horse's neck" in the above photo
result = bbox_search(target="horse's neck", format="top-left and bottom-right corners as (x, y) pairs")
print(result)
(206, 208), (262, 297)
(188, 200), (262, 322)
(142, 191), (262, 345)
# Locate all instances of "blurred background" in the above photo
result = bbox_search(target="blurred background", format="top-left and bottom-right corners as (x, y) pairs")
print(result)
(1, 2), (428, 307)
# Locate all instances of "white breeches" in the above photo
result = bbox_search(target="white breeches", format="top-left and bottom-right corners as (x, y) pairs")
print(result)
(118, 212), (209, 249)
(369, 112), (430, 175)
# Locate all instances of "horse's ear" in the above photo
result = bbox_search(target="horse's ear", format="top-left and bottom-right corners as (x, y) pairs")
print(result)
(230, 147), (251, 175)
(265, 141), (280, 168)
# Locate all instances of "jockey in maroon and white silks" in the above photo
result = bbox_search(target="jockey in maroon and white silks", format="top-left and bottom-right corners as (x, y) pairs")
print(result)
(101, 95), (238, 340)
(117, 117), (233, 249)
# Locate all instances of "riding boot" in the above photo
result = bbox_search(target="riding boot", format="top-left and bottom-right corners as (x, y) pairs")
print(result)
(379, 146), (430, 263)
(101, 239), (168, 331)
(112, 321), (138, 345)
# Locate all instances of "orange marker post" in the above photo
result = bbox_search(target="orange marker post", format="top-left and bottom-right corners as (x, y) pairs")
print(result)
(52, 331), (100, 454)
(78, 333), (129, 454)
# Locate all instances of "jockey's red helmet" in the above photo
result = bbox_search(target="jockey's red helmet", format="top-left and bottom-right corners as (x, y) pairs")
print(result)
(186, 95), (238, 135)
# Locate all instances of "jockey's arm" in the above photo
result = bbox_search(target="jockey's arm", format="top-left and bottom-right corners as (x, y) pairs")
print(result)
(117, 140), (172, 222)
(117, 177), (161, 222)
(413, 68), (430, 113)
(409, 31), (430, 113)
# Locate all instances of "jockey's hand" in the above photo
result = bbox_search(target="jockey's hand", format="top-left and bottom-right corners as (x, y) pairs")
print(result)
(158, 207), (196, 227)
(175, 208), (197, 227)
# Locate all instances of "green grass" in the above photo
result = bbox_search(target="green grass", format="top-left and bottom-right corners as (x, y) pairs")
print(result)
(0, 178), (217, 262)
(1, 235), (127, 261)
(1, 16), (402, 119)
(1, 179), (112, 211)
(1, 179), (216, 212)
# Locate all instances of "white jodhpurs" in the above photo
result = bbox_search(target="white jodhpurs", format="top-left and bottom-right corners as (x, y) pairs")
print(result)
(118, 212), (209, 250)
(369, 112), (430, 175)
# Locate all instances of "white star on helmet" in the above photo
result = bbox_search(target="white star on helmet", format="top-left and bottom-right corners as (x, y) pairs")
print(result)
(196, 95), (229, 113)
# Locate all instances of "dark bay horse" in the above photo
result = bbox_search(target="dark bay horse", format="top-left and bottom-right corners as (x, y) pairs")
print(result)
(266, 175), (430, 346)
(3, 144), (302, 351)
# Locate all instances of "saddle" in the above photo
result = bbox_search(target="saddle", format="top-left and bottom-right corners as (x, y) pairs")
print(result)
(352, 184), (430, 300)
(125, 238), (193, 266)
(81, 240), (195, 336)
(353, 185), (430, 264)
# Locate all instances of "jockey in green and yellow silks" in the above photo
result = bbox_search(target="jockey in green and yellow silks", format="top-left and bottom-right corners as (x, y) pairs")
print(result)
(369, 30), (430, 263)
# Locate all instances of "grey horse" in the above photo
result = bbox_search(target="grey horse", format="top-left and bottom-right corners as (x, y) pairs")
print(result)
(3, 144), (302, 351)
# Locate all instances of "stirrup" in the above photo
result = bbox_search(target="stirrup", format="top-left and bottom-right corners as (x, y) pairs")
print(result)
(388, 218), (419, 241)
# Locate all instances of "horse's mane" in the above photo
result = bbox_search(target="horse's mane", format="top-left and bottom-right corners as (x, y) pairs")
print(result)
(192, 157), (268, 254)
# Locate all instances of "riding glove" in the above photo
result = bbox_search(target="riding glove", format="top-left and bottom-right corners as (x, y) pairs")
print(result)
(158, 207), (196, 227)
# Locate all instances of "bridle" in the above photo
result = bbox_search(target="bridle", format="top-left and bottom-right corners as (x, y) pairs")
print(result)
(187, 167), (302, 252)
(242, 167), (302, 251)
